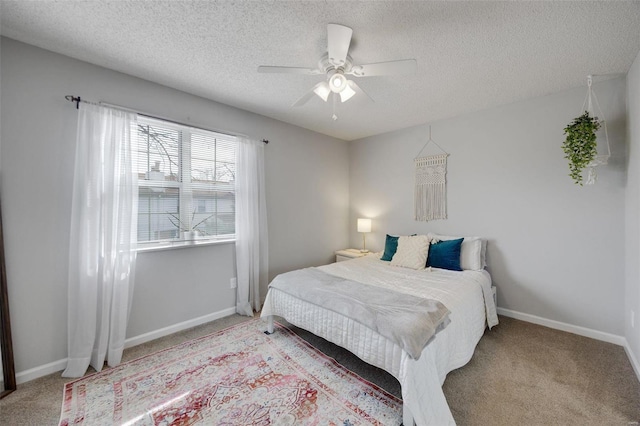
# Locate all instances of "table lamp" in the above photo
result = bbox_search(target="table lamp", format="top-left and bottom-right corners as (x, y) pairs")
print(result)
(357, 218), (372, 253)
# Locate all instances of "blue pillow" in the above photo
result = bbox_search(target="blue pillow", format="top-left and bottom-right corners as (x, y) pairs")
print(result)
(380, 235), (399, 261)
(427, 238), (464, 271)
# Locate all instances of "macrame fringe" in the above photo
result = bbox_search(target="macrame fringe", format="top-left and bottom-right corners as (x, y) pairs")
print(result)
(415, 183), (447, 221)
(414, 154), (448, 221)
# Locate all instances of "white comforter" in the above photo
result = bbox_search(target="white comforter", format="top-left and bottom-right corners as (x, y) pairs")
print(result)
(261, 253), (498, 425)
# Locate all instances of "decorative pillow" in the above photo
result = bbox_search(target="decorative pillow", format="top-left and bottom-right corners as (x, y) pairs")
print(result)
(380, 234), (399, 261)
(390, 235), (430, 270)
(380, 234), (417, 261)
(427, 238), (464, 271)
(428, 233), (485, 270)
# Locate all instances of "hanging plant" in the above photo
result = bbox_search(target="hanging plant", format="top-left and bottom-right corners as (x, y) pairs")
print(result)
(562, 111), (601, 186)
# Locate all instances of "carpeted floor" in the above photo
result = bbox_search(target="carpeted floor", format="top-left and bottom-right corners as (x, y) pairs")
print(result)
(1, 314), (639, 425)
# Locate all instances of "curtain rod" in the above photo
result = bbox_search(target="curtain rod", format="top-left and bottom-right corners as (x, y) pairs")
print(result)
(64, 95), (269, 144)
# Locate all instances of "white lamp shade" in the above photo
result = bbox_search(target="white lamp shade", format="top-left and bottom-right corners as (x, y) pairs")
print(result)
(313, 81), (331, 102)
(357, 218), (372, 233)
(339, 83), (356, 102)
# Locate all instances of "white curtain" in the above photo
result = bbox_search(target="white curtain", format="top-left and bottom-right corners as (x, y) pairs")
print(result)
(62, 103), (138, 378)
(235, 137), (268, 316)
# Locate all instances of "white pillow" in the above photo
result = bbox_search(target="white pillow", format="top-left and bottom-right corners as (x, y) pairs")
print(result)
(428, 233), (486, 270)
(390, 235), (430, 270)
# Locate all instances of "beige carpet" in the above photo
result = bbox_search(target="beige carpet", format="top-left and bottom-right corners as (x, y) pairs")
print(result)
(443, 317), (640, 425)
(1, 314), (638, 425)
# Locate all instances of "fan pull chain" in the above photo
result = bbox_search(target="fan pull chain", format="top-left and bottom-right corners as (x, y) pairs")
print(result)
(332, 93), (338, 121)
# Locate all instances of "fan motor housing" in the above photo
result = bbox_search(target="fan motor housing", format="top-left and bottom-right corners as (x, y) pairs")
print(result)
(319, 53), (353, 75)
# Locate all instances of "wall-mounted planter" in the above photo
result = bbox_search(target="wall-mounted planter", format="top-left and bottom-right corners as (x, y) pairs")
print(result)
(562, 75), (610, 186)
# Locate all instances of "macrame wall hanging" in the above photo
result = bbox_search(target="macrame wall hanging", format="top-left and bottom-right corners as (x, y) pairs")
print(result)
(414, 127), (449, 221)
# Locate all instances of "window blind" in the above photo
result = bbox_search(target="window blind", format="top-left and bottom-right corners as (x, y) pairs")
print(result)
(135, 117), (237, 243)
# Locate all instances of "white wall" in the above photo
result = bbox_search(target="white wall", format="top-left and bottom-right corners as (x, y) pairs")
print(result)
(349, 77), (627, 336)
(0, 38), (349, 375)
(626, 50), (640, 371)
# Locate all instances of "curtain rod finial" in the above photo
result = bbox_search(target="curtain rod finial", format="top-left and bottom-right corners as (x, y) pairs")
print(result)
(65, 95), (81, 109)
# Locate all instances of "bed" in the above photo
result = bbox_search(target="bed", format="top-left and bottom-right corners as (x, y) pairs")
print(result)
(260, 238), (498, 425)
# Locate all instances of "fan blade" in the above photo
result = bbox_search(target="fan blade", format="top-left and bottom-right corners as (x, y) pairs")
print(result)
(258, 66), (322, 75)
(327, 24), (353, 67)
(346, 80), (373, 103)
(347, 59), (417, 77)
(292, 82), (330, 107)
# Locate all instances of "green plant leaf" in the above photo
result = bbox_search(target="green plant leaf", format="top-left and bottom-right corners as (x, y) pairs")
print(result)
(562, 111), (600, 185)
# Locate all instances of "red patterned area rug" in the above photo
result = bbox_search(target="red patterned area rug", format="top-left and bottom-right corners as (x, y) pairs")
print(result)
(59, 319), (402, 425)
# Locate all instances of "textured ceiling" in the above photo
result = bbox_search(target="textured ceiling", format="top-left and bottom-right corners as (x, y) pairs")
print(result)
(1, 1), (640, 141)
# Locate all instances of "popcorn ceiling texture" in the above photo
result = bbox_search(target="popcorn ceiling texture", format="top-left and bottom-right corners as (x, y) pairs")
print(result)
(1, 1), (639, 140)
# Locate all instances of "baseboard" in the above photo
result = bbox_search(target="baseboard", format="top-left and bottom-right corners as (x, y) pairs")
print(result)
(14, 307), (237, 385)
(496, 307), (626, 346)
(623, 340), (640, 383)
(124, 307), (237, 349)
(16, 358), (68, 385)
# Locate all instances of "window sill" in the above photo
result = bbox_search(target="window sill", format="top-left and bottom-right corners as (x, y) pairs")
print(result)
(136, 238), (235, 254)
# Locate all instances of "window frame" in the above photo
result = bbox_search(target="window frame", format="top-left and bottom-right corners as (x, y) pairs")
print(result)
(135, 116), (237, 249)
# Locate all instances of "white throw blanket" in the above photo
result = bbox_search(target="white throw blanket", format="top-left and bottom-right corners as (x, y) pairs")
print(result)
(268, 267), (451, 359)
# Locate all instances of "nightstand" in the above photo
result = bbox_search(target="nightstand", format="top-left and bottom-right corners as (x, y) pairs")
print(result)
(335, 249), (368, 262)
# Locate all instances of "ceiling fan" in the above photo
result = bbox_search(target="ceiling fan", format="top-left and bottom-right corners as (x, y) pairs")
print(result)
(258, 24), (417, 112)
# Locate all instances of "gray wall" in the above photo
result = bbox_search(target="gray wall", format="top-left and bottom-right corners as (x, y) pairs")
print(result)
(0, 38), (349, 374)
(349, 77), (627, 336)
(626, 50), (640, 369)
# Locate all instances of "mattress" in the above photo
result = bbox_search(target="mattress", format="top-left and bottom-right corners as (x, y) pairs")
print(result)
(261, 253), (498, 425)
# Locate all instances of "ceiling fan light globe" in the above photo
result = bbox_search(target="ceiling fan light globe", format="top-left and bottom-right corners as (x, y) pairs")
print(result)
(329, 73), (346, 93)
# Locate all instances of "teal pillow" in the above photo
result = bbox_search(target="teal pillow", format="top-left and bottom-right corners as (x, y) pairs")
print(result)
(380, 235), (399, 261)
(427, 238), (464, 271)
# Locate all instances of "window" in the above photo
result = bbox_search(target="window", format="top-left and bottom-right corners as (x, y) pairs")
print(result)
(135, 117), (237, 243)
